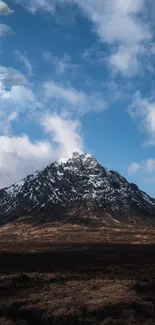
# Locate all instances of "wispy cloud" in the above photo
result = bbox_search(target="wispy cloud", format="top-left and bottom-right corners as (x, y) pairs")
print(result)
(43, 80), (107, 114)
(128, 158), (155, 185)
(0, 112), (18, 135)
(0, 1), (13, 15)
(0, 24), (14, 37)
(145, 158), (155, 173)
(128, 162), (141, 175)
(128, 157), (155, 187)
(15, 51), (33, 76)
(109, 45), (140, 76)
(13, 0), (55, 13)
(44, 81), (86, 106)
(43, 52), (79, 75)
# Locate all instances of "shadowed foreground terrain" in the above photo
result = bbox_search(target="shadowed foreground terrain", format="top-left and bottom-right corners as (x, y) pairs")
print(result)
(1, 228), (155, 325)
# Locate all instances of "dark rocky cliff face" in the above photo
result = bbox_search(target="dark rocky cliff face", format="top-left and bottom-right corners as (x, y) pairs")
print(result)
(0, 152), (155, 225)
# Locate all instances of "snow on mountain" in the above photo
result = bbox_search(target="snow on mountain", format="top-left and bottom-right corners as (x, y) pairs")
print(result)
(0, 152), (155, 225)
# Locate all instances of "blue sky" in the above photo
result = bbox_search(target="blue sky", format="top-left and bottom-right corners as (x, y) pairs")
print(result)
(0, 0), (155, 197)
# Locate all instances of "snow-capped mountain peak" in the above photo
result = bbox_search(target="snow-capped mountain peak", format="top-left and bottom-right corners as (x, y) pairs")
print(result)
(0, 152), (155, 225)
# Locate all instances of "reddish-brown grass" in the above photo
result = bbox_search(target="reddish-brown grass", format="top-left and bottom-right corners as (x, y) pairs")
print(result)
(1, 236), (155, 324)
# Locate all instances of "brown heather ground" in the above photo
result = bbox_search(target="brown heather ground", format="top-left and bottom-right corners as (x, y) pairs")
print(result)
(1, 222), (155, 324)
(1, 221), (155, 246)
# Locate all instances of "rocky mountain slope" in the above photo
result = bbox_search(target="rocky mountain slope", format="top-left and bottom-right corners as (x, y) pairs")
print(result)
(0, 152), (155, 225)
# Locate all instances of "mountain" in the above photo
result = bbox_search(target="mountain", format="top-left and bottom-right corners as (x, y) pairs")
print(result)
(0, 152), (155, 226)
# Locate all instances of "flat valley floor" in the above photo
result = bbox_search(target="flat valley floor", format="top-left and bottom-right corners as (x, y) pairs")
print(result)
(1, 224), (155, 325)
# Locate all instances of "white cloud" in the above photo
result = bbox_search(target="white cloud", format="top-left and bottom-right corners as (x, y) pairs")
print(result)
(0, 66), (106, 127)
(0, 69), (84, 188)
(44, 81), (86, 106)
(43, 80), (107, 113)
(128, 162), (141, 175)
(146, 158), (155, 173)
(0, 66), (41, 128)
(0, 1), (13, 15)
(0, 24), (14, 37)
(144, 176), (155, 184)
(143, 139), (155, 147)
(43, 51), (53, 62)
(13, 0), (55, 13)
(0, 135), (53, 187)
(0, 112), (18, 135)
(128, 158), (155, 177)
(15, 51), (33, 76)
(1, 85), (34, 103)
(43, 113), (83, 157)
(12, 0), (150, 44)
(78, 0), (148, 44)
(0, 84), (42, 124)
(0, 85), (40, 111)
(0, 114), (83, 188)
(109, 45), (140, 76)
(77, 0), (150, 74)
(7, 111), (17, 122)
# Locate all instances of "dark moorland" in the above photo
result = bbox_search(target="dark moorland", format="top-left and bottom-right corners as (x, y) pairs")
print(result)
(1, 233), (155, 325)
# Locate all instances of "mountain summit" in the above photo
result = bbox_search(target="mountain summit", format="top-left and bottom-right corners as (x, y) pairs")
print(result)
(0, 152), (155, 225)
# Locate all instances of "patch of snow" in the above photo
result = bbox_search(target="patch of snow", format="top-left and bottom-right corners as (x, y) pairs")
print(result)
(57, 156), (70, 164)
(142, 192), (154, 205)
